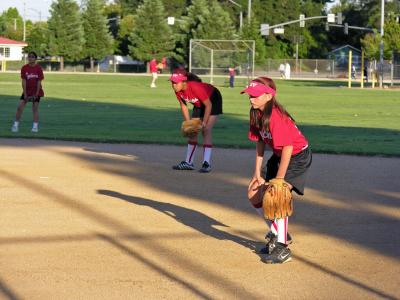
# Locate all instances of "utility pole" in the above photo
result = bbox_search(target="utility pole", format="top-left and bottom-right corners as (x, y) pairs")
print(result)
(294, 36), (299, 73)
(228, 0), (243, 29)
(379, 0), (385, 88)
(293, 35), (303, 73)
(248, 0), (251, 25)
(23, 1), (26, 42)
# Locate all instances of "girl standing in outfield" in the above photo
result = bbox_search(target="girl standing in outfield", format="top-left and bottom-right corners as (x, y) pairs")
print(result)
(170, 71), (223, 173)
(243, 77), (312, 264)
(149, 58), (158, 88)
(11, 51), (44, 133)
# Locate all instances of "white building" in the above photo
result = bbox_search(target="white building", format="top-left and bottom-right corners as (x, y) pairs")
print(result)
(0, 36), (27, 61)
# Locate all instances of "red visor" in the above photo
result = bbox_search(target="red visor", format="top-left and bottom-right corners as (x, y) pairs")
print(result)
(169, 73), (188, 83)
(241, 81), (276, 97)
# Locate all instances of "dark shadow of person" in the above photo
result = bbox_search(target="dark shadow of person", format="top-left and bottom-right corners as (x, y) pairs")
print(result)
(98, 189), (264, 256)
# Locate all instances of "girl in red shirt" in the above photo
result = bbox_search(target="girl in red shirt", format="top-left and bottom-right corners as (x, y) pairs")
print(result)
(11, 51), (44, 133)
(149, 58), (158, 88)
(170, 71), (223, 173)
(243, 77), (312, 264)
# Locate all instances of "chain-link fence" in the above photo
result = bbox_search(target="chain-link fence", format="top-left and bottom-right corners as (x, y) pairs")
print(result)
(0, 56), (146, 73)
(1, 56), (399, 87)
(256, 58), (398, 82)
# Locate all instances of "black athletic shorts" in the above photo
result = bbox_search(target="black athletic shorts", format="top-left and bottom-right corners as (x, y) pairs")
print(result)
(191, 88), (223, 118)
(263, 147), (312, 195)
(20, 94), (41, 102)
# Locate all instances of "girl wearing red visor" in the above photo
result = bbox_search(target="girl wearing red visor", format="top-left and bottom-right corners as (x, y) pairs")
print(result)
(243, 77), (312, 264)
(170, 72), (223, 173)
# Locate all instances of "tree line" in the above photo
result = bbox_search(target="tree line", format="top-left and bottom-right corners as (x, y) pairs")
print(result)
(0, 0), (399, 71)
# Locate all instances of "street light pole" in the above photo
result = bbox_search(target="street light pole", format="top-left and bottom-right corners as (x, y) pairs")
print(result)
(23, 1), (26, 41)
(379, 0), (385, 88)
(228, 0), (243, 29)
(248, 0), (251, 25)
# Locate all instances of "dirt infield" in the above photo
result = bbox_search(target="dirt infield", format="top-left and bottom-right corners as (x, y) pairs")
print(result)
(0, 138), (399, 300)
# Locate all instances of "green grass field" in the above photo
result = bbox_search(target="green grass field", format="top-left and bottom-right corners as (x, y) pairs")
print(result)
(0, 73), (399, 156)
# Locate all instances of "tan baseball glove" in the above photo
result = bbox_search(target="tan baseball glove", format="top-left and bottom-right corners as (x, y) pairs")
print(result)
(262, 178), (293, 220)
(181, 119), (203, 138)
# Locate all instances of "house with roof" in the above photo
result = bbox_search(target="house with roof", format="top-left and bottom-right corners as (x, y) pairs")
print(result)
(0, 36), (27, 61)
(328, 45), (362, 68)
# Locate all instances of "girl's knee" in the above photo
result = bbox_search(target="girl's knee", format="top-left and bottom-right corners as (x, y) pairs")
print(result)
(202, 127), (212, 136)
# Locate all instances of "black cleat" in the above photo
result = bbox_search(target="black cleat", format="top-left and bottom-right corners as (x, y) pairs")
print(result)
(199, 161), (211, 173)
(262, 243), (292, 264)
(259, 232), (293, 254)
(172, 161), (194, 170)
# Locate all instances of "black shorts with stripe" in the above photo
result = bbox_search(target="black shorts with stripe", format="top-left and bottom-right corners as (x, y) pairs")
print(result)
(191, 88), (223, 118)
(20, 94), (41, 103)
(263, 147), (312, 195)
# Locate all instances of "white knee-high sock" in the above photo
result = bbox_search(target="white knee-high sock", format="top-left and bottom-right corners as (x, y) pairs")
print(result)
(185, 142), (197, 164)
(203, 144), (212, 163)
(252, 204), (277, 233)
(275, 217), (288, 244)
(267, 219), (278, 235)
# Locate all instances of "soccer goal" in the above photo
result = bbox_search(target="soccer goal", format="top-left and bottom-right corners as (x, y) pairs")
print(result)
(189, 39), (255, 86)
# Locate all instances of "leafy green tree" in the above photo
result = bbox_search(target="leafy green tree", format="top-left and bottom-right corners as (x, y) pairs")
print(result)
(82, 0), (113, 71)
(128, 0), (175, 61)
(383, 17), (400, 56)
(240, 20), (267, 63)
(118, 0), (189, 17)
(329, 0), (399, 51)
(117, 0), (142, 15)
(361, 18), (400, 60)
(249, 0), (327, 59)
(25, 22), (49, 57)
(176, 0), (236, 62)
(0, 8), (24, 41)
(195, 0), (236, 39)
(103, 2), (121, 39)
(116, 14), (135, 55)
(161, 0), (188, 19)
(47, 0), (85, 70)
(361, 31), (380, 59)
(175, 0), (209, 62)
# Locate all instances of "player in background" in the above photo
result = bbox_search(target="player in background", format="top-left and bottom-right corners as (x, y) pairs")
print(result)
(11, 51), (44, 133)
(228, 66), (235, 88)
(170, 71), (223, 173)
(149, 57), (158, 88)
(243, 76), (312, 264)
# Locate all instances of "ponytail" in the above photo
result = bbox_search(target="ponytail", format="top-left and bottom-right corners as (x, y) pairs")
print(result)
(186, 72), (202, 82)
(172, 68), (202, 82)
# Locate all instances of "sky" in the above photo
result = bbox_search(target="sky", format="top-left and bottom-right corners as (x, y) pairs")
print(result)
(1, 0), (339, 22)
(0, 0), (51, 22)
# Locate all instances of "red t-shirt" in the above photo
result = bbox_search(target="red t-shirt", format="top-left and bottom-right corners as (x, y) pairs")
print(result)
(229, 68), (235, 76)
(161, 57), (167, 68)
(248, 107), (308, 156)
(149, 59), (158, 73)
(175, 81), (215, 108)
(20, 64), (44, 97)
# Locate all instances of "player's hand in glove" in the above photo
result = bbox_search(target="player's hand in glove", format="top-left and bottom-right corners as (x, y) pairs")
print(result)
(181, 119), (203, 138)
(263, 178), (293, 220)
